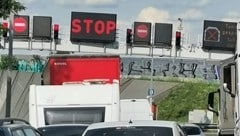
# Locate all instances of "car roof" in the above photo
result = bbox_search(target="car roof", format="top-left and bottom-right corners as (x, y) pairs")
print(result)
(1, 123), (31, 129)
(85, 120), (178, 130)
(180, 123), (201, 128)
(0, 118), (32, 129)
(38, 124), (89, 129)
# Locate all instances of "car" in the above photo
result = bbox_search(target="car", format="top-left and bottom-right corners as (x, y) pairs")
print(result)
(0, 118), (42, 136)
(180, 123), (205, 136)
(37, 124), (88, 136)
(82, 120), (186, 136)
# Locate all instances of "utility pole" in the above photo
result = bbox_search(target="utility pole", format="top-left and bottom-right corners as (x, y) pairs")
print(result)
(6, 14), (13, 117)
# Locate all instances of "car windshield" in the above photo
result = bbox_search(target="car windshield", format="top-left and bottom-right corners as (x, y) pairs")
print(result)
(182, 126), (201, 135)
(84, 126), (173, 136)
(38, 125), (88, 136)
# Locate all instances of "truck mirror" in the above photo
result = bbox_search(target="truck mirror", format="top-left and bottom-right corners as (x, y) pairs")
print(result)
(207, 91), (219, 116)
(223, 83), (230, 93)
(208, 92), (214, 108)
(223, 83), (235, 97)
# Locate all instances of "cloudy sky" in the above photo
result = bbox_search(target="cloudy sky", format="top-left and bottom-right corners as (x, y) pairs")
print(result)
(6, 0), (237, 57)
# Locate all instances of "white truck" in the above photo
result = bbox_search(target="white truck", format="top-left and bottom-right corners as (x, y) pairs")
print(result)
(207, 23), (240, 136)
(208, 57), (235, 136)
(29, 80), (120, 128)
(120, 99), (154, 121)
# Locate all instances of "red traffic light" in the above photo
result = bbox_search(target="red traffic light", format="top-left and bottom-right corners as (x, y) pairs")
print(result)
(53, 24), (59, 39)
(53, 24), (59, 31)
(176, 31), (181, 37)
(175, 31), (181, 48)
(2, 22), (8, 29)
(2, 22), (8, 38)
(126, 28), (132, 44)
(127, 28), (132, 34)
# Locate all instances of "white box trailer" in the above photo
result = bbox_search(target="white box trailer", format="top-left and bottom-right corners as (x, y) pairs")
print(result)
(120, 99), (153, 121)
(29, 80), (120, 128)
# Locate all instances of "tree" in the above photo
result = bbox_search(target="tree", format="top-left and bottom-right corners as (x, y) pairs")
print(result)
(0, 0), (26, 19)
(0, 0), (25, 68)
(0, 0), (26, 35)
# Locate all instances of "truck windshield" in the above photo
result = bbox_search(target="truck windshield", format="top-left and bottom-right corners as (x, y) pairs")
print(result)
(44, 107), (105, 125)
(84, 126), (173, 136)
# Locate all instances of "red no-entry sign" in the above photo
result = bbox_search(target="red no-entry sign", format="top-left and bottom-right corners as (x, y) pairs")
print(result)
(13, 17), (27, 33)
(136, 24), (148, 38)
(133, 22), (151, 45)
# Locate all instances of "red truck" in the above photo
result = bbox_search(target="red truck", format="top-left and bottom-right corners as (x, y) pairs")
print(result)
(42, 54), (121, 85)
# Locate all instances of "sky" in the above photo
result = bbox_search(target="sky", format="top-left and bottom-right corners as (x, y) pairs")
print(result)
(19, 0), (240, 43)
(2, 0), (240, 58)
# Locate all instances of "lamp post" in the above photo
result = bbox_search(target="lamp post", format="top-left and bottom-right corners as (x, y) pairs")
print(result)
(6, 13), (13, 117)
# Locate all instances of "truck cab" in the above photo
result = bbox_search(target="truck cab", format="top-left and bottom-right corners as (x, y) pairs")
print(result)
(208, 56), (235, 136)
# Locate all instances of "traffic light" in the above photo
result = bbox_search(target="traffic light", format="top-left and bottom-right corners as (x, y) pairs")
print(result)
(126, 28), (132, 44)
(2, 22), (8, 38)
(175, 31), (181, 49)
(53, 24), (59, 39)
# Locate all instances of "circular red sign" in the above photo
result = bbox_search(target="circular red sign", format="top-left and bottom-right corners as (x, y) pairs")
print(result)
(13, 17), (27, 33)
(136, 24), (148, 38)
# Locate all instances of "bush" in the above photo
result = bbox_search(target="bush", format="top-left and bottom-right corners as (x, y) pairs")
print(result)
(0, 55), (18, 70)
(157, 81), (219, 122)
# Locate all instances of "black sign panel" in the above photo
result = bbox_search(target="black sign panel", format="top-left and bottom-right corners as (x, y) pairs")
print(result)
(154, 23), (172, 48)
(133, 22), (151, 45)
(203, 20), (237, 52)
(32, 16), (52, 40)
(13, 15), (29, 39)
(70, 12), (117, 43)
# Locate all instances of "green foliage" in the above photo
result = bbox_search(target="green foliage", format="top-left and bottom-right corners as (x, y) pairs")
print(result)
(0, 0), (25, 36)
(0, 0), (26, 19)
(157, 81), (219, 122)
(0, 55), (18, 70)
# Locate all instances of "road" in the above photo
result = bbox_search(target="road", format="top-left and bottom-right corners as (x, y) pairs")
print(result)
(204, 130), (217, 136)
(205, 133), (217, 136)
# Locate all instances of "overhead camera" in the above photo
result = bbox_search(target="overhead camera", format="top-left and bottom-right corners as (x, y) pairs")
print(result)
(178, 18), (182, 22)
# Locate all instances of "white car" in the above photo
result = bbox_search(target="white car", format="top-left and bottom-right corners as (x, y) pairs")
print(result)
(38, 124), (88, 136)
(181, 123), (205, 136)
(82, 120), (186, 136)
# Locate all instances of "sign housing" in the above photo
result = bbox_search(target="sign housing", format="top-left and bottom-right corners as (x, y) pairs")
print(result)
(203, 20), (237, 52)
(70, 12), (117, 44)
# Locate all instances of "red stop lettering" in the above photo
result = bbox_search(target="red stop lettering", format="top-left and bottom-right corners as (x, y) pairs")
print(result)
(84, 19), (93, 34)
(95, 20), (105, 35)
(71, 18), (116, 35)
(106, 21), (115, 34)
(71, 19), (81, 33)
